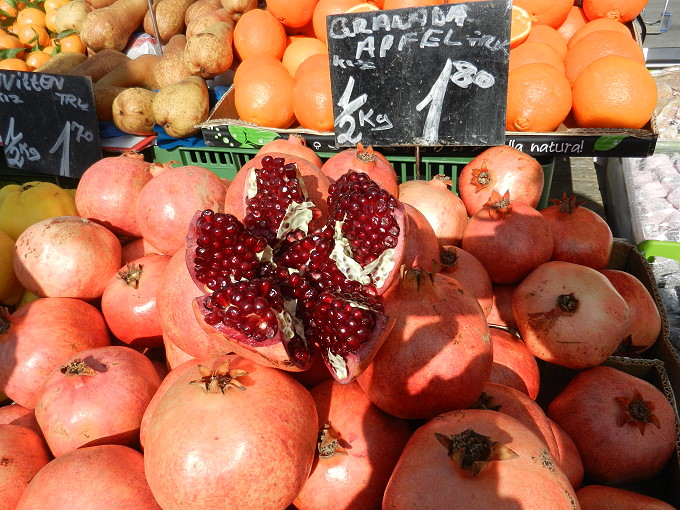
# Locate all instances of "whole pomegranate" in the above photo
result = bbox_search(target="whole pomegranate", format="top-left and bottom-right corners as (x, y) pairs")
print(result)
(187, 160), (406, 382)
(547, 365), (676, 485)
(34, 345), (162, 457)
(513, 261), (630, 369)
(548, 418), (584, 490)
(458, 145), (545, 216)
(0, 297), (110, 409)
(13, 216), (121, 299)
(461, 190), (554, 284)
(439, 245), (493, 316)
(257, 133), (323, 168)
(357, 269), (492, 419)
(383, 409), (578, 509)
(487, 326), (540, 400)
(101, 253), (171, 348)
(540, 193), (613, 269)
(576, 484), (676, 509)
(0, 403), (41, 436)
(294, 380), (412, 510)
(487, 282), (518, 329)
(402, 203), (441, 272)
(162, 335), (195, 369)
(143, 356), (318, 510)
(15, 445), (162, 509)
(135, 163), (227, 255)
(75, 152), (153, 237)
(398, 175), (468, 247)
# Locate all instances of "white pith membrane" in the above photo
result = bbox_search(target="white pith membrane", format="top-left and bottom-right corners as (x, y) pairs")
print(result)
(326, 349), (348, 381)
(329, 220), (396, 289)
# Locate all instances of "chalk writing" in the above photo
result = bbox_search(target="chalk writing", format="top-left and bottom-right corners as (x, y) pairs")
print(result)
(2, 117), (40, 168)
(0, 72), (65, 92)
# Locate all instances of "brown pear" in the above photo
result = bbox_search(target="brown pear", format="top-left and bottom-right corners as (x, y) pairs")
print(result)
(143, 0), (196, 44)
(185, 9), (232, 39)
(185, 0), (222, 25)
(183, 21), (233, 79)
(92, 84), (126, 121)
(219, 0), (256, 21)
(152, 76), (209, 139)
(153, 34), (193, 88)
(113, 88), (156, 135)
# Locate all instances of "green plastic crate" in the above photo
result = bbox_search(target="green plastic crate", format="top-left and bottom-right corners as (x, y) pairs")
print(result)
(152, 145), (555, 209)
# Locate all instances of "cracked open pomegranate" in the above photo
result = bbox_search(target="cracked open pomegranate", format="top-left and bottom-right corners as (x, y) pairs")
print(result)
(186, 156), (406, 383)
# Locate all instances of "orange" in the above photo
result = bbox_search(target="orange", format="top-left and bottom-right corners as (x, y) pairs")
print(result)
(58, 32), (86, 53)
(234, 61), (297, 129)
(294, 52), (329, 80)
(567, 18), (633, 48)
(509, 41), (565, 73)
(282, 36), (327, 77)
(15, 23), (50, 48)
(383, 0), (442, 8)
(564, 30), (644, 85)
(25, 49), (50, 70)
(0, 0), (18, 18)
(582, 0), (649, 23)
(45, 9), (58, 33)
(556, 6), (589, 42)
(506, 62), (572, 132)
(233, 9), (287, 61)
(513, 0), (572, 28)
(524, 25), (567, 60)
(510, 5), (532, 49)
(312, 0), (363, 44)
(267, 0), (319, 29)
(16, 7), (46, 28)
(44, 0), (70, 11)
(42, 44), (58, 55)
(0, 31), (26, 58)
(571, 55), (656, 129)
(0, 57), (31, 71)
(345, 2), (379, 12)
(233, 54), (286, 88)
(293, 62), (334, 131)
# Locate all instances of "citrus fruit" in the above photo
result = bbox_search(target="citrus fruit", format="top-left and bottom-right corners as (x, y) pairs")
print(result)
(525, 24), (567, 60)
(567, 18), (633, 48)
(582, 0), (649, 23)
(282, 36), (327, 77)
(233, 8), (288, 61)
(513, 0), (572, 28)
(312, 0), (363, 43)
(509, 41), (565, 73)
(267, 0), (319, 29)
(293, 63), (334, 131)
(510, 5), (532, 49)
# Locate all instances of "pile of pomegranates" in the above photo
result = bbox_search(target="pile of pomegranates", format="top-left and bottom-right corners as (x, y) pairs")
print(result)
(0, 138), (676, 510)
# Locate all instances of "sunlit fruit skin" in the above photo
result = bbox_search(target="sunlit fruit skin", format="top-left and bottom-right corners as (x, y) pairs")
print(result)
(0, 229), (23, 306)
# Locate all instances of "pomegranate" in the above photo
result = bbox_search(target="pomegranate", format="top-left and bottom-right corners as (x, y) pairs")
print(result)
(357, 269), (492, 419)
(513, 261), (630, 369)
(320, 143), (399, 197)
(383, 409), (579, 509)
(143, 356), (318, 510)
(458, 145), (545, 216)
(157, 249), (236, 360)
(576, 484), (677, 509)
(540, 193), (613, 269)
(402, 203), (441, 272)
(187, 161), (405, 382)
(34, 345), (162, 457)
(101, 253), (171, 348)
(547, 365), (676, 485)
(257, 133), (323, 168)
(487, 282), (519, 329)
(488, 326), (540, 400)
(439, 245), (493, 316)
(135, 163), (227, 255)
(0, 403), (41, 436)
(398, 175), (468, 246)
(462, 190), (554, 284)
(13, 216), (121, 300)
(0, 424), (51, 510)
(121, 237), (162, 264)
(0, 297), (110, 409)
(294, 380), (412, 510)
(162, 334), (196, 369)
(15, 445), (162, 509)
(549, 418), (584, 490)
(75, 152), (153, 237)
(224, 151), (330, 226)
(599, 269), (662, 354)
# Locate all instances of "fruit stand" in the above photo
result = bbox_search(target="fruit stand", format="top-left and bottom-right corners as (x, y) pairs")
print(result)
(1, 1), (680, 509)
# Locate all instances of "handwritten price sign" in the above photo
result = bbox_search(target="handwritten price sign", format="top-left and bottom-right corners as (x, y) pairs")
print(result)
(0, 71), (102, 177)
(327, 0), (511, 147)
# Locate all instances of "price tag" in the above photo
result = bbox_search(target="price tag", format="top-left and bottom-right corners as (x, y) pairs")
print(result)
(327, 0), (511, 147)
(0, 71), (102, 178)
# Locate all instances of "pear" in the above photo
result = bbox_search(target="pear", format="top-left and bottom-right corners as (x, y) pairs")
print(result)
(113, 88), (156, 135)
(153, 34), (193, 88)
(183, 21), (233, 79)
(152, 76), (209, 139)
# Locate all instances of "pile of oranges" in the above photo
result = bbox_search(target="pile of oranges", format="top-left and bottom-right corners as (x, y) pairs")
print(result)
(0, 0), (86, 72)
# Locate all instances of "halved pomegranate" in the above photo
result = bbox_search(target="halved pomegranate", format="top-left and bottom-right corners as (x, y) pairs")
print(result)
(186, 156), (405, 383)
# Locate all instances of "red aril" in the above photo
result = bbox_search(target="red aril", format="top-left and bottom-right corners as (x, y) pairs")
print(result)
(357, 269), (492, 419)
(458, 145), (545, 216)
(461, 190), (554, 284)
(540, 193), (613, 269)
(0, 297), (110, 409)
(294, 379), (412, 510)
(135, 163), (228, 256)
(34, 345), (162, 457)
(513, 261), (630, 369)
(75, 152), (152, 237)
(398, 175), (468, 247)
(547, 365), (676, 485)
(439, 245), (493, 316)
(488, 326), (540, 399)
(14, 216), (121, 300)
(402, 203), (441, 273)
(257, 133), (323, 168)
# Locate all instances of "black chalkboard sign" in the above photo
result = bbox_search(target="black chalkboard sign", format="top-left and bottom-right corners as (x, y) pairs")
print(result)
(0, 71), (102, 178)
(327, 0), (511, 147)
